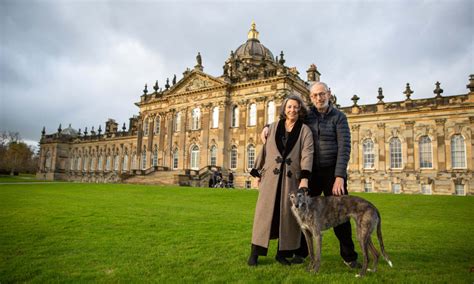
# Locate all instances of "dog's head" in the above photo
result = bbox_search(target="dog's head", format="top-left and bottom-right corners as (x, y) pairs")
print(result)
(289, 187), (309, 210)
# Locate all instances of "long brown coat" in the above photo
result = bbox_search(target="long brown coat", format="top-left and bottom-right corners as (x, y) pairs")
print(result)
(250, 119), (314, 251)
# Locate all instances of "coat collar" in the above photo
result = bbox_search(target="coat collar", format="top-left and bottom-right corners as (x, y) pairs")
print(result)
(275, 119), (303, 158)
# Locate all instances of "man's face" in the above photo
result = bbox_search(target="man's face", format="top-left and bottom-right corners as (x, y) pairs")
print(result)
(310, 84), (330, 111)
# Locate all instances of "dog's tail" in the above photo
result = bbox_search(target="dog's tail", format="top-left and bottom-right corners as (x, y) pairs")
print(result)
(377, 210), (393, 268)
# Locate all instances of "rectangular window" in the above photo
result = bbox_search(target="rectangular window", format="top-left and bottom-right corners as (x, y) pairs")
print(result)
(392, 183), (401, 194)
(455, 184), (465, 196)
(364, 182), (372, 193)
(421, 184), (432, 195)
(245, 180), (252, 189)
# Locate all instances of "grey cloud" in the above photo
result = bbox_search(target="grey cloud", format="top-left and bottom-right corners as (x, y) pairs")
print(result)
(0, 0), (472, 143)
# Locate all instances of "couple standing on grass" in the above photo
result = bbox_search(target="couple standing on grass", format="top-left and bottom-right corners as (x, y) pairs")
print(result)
(248, 82), (360, 269)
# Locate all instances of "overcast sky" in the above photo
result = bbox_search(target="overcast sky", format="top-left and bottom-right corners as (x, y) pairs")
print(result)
(1, 0), (472, 146)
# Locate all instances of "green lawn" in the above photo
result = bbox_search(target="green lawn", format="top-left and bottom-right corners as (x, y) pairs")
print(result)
(0, 174), (55, 183)
(0, 183), (473, 283)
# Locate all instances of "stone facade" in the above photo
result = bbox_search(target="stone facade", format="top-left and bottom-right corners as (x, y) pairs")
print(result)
(343, 81), (474, 195)
(37, 23), (474, 195)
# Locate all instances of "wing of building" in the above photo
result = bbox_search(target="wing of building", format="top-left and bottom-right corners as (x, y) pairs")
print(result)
(37, 22), (474, 195)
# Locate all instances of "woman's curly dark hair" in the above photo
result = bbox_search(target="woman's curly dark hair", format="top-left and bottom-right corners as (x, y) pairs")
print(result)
(279, 94), (308, 121)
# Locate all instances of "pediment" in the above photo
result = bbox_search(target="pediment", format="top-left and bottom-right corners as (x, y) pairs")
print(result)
(170, 70), (227, 95)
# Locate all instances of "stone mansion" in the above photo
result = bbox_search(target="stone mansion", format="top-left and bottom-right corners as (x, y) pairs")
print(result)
(37, 23), (474, 195)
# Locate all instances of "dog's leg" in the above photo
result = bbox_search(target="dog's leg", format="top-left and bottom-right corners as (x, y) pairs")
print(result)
(301, 229), (316, 272)
(367, 238), (379, 272)
(309, 230), (322, 273)
(356, 226), (370, 278)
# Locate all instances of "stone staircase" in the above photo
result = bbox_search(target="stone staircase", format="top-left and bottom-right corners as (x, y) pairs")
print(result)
(122, 170), (180, 185)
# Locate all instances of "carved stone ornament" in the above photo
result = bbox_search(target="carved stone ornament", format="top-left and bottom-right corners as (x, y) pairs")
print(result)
(184, 78), (213, 92)
(351, 124), (360, 131)
(391, 128), (399, 137)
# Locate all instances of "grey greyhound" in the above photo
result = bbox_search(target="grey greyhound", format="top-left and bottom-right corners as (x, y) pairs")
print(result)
(289, 188), (393, 277)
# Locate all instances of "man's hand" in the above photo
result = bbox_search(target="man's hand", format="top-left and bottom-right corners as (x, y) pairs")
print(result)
(332, 177), (345, 196)
(260, 126), (269, 144)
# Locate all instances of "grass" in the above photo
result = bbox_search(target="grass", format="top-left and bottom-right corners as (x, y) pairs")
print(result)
(0, 183), (473, 283)
(0, 174), (55, 183)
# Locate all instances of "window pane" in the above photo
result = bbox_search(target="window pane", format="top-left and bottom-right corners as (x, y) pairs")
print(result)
(210, 146), (217, 166)
(363, 139), (374, 169)
(249, 104), (257, 126)
(230, 146), (237, 169)
(247, 145), (255, 169)
(419, 136), (432, 168)
(267, 101), (275, 124)
(392, 183), (401, 194)
(390, 138), (402, 168)
(451, 135), (466, 168)
(364, 182), (372, 193)
(212, 107), (219, 128)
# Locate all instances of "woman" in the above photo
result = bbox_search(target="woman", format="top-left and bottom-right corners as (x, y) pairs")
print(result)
(248, 95), (314, 266)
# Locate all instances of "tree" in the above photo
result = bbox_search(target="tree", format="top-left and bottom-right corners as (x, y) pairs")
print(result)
(0, 131), (37, 175)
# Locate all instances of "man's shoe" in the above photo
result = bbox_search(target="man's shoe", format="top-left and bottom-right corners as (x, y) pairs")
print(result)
(291, 255), (305, 264)
(275, 255), (291, 266)
(248, 255), (258, 266)
(343, 260), (362, 269)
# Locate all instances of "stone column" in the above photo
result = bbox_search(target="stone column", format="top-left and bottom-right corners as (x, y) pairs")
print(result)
(377, 123), (386, 171)
(351, 124), (360, 172)
(202, 103), (212, 168)
(404, 121), (415, 171)
(435, 119), (447, 171)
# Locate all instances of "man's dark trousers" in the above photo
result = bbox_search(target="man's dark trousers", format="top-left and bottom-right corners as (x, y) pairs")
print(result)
(295, 166), (358, 262)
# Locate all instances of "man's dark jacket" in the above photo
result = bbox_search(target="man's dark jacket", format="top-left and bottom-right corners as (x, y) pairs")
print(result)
(305, 103), (351, 178)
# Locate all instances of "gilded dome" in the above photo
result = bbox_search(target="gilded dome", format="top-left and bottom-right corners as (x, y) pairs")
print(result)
(234, 22), (275, 61)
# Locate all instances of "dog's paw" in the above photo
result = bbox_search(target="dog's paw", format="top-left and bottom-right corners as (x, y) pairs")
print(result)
(355, 274), (362, 278)
(306, 263), (320, 273)
(367, 268), (376, 273)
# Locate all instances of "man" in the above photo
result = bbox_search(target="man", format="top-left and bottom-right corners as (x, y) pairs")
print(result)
(261, 82), (359, 268)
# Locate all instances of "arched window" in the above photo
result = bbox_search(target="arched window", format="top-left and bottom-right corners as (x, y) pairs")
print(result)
(132, 153), (137, 170)
(98, 154), (103, 171)
(77, 156), (82, 171)
(230, 145), (238, 169)
(362, 139), (375, 169)
(210, 145), (217, 166)
(70, 155), (74, 170)
(105, 154), (111, 171)
(389, 138), (402, 169)
(231, 106), (239, 128)
(267, 101), (275, 124)
(191, 108), (201, 130)
(419, 136), (433, 168)
(190, 145), (200, 170)
(174, 112), (181, 132)
(247, 145), (255, 169)
(154, 116), (160, 134)
(141, 146), (147, 169)
(173, 148), (179, 169)
(143, 118), (149, 136)
(212, 106), (219, 128)
(114, 154), (119, 171)
(451, 134), (466, 168)
(90, 156), (96, 171)
(248, 103), (257, 126)
(122, 151), (128, 172)
(152, 145), (158, 167)
(83, 155), (88, 171)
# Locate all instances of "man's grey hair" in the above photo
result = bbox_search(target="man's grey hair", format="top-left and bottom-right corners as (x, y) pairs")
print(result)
(279, 94), (308, 120)
(308, 81), (329, 92)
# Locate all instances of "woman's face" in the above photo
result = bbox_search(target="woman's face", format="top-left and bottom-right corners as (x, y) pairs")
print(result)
(285, 99), (300, 121)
